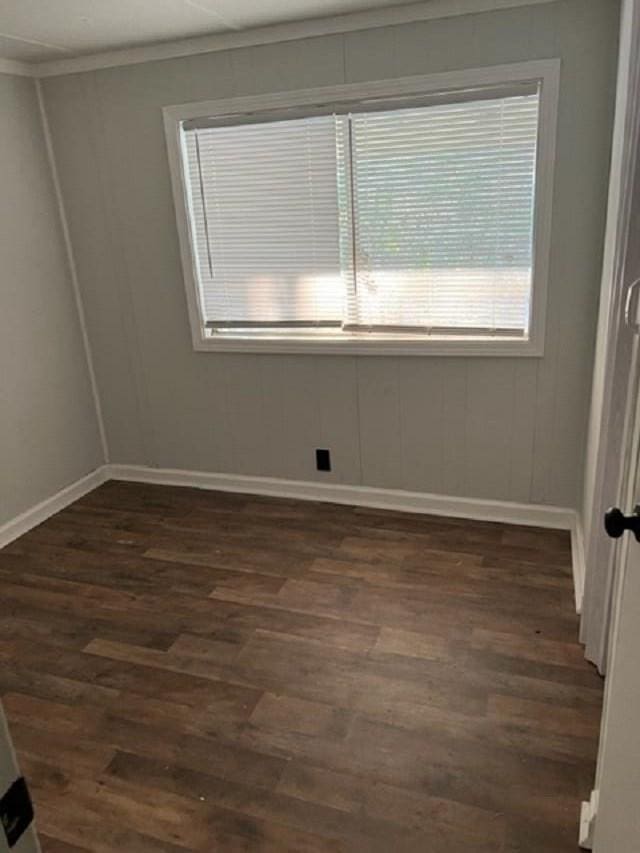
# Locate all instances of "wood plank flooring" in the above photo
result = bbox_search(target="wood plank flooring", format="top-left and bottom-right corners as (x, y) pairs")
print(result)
(0, 481), (603, 851)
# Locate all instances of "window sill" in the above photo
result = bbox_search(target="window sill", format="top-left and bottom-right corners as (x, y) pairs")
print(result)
(193, 334), (544, 357)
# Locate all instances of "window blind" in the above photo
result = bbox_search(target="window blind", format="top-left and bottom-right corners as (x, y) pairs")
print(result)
(181, 87), (540, 337)
(338, 92), (539, 333)
(183, 115), (344, 328)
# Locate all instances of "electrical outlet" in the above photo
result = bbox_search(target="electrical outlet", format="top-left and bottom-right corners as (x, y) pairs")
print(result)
(316, 448), (331, 472)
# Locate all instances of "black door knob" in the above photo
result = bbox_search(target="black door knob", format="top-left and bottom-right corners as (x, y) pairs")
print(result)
(604, 506), (640, 541)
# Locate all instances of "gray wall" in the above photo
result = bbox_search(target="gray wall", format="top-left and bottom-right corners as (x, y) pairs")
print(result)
(0, 74), (103, 527)
(42, 0), (619, 509)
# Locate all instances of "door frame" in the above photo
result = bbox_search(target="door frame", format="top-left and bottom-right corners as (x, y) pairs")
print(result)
(580, 0), (640, 672)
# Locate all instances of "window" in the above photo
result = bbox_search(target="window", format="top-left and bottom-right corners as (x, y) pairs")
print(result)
(183, 115), (344, 331)
(165, 62), (559, 355)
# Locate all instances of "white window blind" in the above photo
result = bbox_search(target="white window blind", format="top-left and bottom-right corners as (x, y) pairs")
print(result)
(183, 116), (344, 328)
(181, 86), (540, 338)
(338, 92), (539, 333)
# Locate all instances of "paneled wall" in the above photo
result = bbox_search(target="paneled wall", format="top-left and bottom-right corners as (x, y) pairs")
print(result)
(42, 0), (619, 508)
(0, 73), (103, 527)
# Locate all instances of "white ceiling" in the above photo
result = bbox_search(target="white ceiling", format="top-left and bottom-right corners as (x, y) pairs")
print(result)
(0, 0), (414, 63)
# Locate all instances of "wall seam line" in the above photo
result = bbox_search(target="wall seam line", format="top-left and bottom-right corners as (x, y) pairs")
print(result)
(36, 77), (110, 464)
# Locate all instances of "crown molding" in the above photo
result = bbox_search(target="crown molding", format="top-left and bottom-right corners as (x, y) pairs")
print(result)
(0, 57), (37, 77)
(30, 0), (557, 78)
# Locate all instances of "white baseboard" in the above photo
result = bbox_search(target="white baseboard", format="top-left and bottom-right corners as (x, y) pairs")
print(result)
(579, 789), (598, 849)
(105, 463), (576, 530)
(1, 463), (581, 609)
(0, 468), (107, 550)
(571, 516), (586, 615)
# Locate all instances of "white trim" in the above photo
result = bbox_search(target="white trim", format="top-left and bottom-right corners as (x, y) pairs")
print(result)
(0, 57), (36, 77)
(579, 789), (599, 850)
(571, 515), (586, 614)
(36, 79), (110, 464)
(164, 59), (559, 358)
(0, 468), (106, 550)
(32, 0), (557, 79)
(169, 337), (545, 357)
(105, 463), (576, 530)
(164, 60), (558, 127)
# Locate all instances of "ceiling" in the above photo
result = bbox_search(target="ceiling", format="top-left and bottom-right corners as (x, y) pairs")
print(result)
(0, 0), (415, 63)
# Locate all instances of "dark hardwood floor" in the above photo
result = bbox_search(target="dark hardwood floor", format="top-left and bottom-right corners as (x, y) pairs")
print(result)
(0, 481), (602, 851)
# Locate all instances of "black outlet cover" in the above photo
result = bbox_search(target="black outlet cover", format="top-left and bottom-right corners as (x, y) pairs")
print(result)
(316, 448), (331, 471)
(0, 777), (34, 848)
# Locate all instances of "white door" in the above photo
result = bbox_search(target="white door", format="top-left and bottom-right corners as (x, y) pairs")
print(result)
(590, 119), (640, 839)
(592, 365), (640, 851)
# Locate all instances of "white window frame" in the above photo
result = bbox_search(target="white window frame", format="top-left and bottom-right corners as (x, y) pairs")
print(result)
(163, 59), (560, 357)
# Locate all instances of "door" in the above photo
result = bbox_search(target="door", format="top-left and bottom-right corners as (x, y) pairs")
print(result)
(592, 366), (640, 851)
(590, 114), (640, 839)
